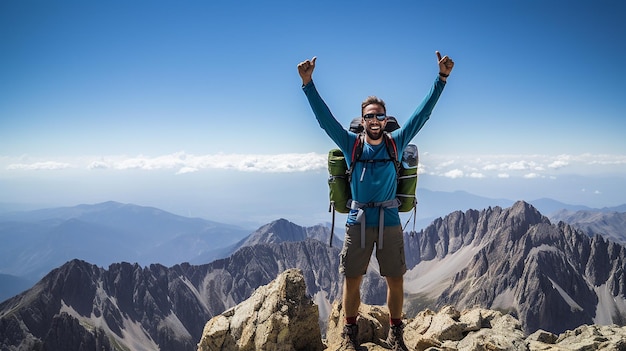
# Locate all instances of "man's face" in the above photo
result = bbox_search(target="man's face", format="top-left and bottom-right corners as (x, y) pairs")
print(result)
(361, 104), (387, 140)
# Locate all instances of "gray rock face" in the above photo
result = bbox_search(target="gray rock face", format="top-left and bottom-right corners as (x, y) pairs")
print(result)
(199, 270), (626, 351)
(403, 201), (626, 334)
(197, 268), (324, 351)
(0, 239), (341, 351)
(42, 312), (112, 351)
(3, 202), (626, 350)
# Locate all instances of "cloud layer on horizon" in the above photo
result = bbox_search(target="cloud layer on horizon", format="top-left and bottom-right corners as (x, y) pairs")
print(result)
(3, 152), (626, 179)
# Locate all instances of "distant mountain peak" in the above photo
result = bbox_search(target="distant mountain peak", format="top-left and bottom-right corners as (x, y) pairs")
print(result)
(404, 200), (626, 335)
(233, 218), (333, 251)
(510, 200), (544, 220)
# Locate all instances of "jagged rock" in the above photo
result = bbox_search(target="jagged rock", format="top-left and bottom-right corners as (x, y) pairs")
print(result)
(197, 268), (324, 351)
(194, 267), (626, 351)
(43, 312), (112, 351)
(403, 201), (626, 335)
(325, 303), (527, 351)
(527, 324), (626, 350)
(324, 302), (626, 351)
(0, 238), (342, 351)
(527, 329), (559, 344)
(325, 301), (390, 349)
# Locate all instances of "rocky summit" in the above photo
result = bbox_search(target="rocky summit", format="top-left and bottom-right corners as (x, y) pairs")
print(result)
(199, 269), (626, 351)
(197, 268), (324, 351)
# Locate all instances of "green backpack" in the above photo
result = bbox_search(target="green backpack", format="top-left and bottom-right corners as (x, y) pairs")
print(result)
(327, 117), (419, 245)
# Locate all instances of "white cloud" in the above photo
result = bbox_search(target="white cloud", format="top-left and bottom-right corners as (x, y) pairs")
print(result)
(443, 169), (464, 179)
(3, 152), (327, 174)
(88, 161), (109, 169)
(483, 164), (499, 171)
(420, 153), (626, 180)
(587, 155), (626, 166)
(3, 152), (626, 180)
(524, 173), (542, 179)
(548, 159), (569, 169)
(176, 167), (199, 175)
(107, 152), (328, 173)
(469, 172), (485, 178)
(505, 160), (534, 171)
(20, 152), (327, 174)
(436, 160), (456, 169)
(6, 161), (73, 170)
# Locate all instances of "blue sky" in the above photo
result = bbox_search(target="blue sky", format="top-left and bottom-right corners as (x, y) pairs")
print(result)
(1, 0), (625, 226)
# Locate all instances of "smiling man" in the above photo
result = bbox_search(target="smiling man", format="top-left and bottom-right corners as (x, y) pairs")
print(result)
(298, 52), (454, 351)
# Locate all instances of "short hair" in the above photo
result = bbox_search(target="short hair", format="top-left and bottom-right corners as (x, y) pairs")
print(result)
(361, 96), (386, 116)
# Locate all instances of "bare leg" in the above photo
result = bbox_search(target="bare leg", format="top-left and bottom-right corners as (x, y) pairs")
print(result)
(385, 276), (404, 319)
(343, 275), (363, 320)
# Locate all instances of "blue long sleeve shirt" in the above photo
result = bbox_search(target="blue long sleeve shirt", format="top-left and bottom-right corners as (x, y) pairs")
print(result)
(303, 76), (446, 227)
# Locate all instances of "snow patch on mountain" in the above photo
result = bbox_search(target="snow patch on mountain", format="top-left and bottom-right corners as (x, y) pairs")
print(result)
(60, 299), (160, 351)
(594, 283), (626, 324)
(404, 244), (482, 296)
(547, 277), (584, 311)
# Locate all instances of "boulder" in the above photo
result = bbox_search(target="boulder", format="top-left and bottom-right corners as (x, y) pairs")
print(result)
(197, 268), (324, 351)
(325, 304), (526, 351)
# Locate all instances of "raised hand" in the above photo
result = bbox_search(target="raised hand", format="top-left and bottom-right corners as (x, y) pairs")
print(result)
(297, 56), (317, 86)
(436, 51), (454, 78)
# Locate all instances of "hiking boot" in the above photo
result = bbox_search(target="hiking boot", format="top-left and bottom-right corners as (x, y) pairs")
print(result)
(384, 323), (409, 351)
(339, 324), (359, 350)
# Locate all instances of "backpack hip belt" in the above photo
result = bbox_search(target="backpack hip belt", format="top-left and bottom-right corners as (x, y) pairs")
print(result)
(349, 198), (401, 250)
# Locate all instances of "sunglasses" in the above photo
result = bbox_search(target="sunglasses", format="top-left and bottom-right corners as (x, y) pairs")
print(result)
(363, 113), (387, 121)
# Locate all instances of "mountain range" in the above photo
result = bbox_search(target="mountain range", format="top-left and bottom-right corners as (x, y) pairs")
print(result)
(2, 191), (622, 284)
(550, 208), (626, 244)
(1, 200), (626, 350)
(0, 201), (250, 281)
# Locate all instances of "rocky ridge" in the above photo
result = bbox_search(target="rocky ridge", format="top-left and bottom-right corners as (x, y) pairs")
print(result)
(3, 201), (626, 350)
(403, 201), (626, 334)
(200, 269), (626, 351)
(0, 239), (342, 351)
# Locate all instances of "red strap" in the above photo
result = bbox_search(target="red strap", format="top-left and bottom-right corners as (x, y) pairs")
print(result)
(351, 134), (362, 163)
(385, 133), (398, 161)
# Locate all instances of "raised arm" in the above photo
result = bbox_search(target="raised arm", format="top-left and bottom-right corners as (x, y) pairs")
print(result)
(298, 56), (355, 154)
(393, 51), (455, 149)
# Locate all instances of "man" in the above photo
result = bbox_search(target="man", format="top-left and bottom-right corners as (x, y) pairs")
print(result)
(298, 52), (454, 350)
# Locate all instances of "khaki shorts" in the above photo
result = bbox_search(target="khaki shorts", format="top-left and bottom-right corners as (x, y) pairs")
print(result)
(339, 224), (407, 278)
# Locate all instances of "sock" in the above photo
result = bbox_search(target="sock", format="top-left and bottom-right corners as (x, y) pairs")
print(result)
(390, 318), (402, 326)
(346, 316), (357, 325)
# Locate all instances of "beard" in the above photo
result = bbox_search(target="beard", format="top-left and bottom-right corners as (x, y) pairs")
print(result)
(365, 128), (384, 140)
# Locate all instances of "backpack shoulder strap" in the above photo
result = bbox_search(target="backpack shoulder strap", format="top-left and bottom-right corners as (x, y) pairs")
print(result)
(346, 134), (365, 181)
(351, 133), (365, 163)
(383, 132), (400, 174)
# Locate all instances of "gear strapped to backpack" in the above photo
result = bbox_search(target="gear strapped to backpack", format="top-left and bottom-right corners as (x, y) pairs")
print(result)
(327, 116), (419, 246)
